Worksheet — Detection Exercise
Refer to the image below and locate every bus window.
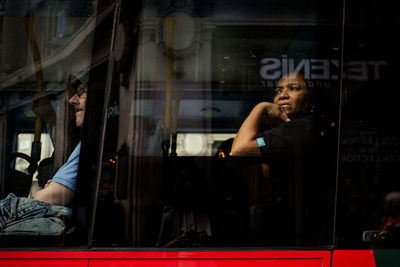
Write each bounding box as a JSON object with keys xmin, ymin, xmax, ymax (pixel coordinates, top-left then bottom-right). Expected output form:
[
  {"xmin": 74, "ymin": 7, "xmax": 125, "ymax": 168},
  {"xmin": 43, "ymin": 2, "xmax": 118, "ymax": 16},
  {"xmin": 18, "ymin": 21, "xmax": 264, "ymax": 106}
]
[
  {"xmin": 0, "ymin": 0, "xmax": 398, "ymax": 256},
  {"xmin": 0, "ymin": 0, "xmax": 100, "ymax": 246},
  {"xmin": 336, "ymin": 0, "xmax": 400, "ymax": 249},
  {"xmin": 90, "ymin": 0, "xmax": 341, "ymax": 248},
  {"xmin": 15, "ymin": 133, "xmax": 54, "ymax": 197},
  {"xmin": 175, "ymin": 133, "xmax": 236, "ymax": 156},
  {"xmin": 15, "ymin": 134, "xmax": 54, "ymax": 173}
]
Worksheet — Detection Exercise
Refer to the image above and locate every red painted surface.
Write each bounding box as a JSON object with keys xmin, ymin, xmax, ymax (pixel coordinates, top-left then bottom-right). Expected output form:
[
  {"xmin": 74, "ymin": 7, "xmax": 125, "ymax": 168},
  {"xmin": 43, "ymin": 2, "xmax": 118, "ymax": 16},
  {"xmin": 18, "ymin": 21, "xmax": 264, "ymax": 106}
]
[
  {"xmin": 90, "ymin": 259, "xmax": 323, "ymax": 267},
  {"xmin": 0, "ymin": 259, "xmax": 88, "ymax": 267},
  {"xmin": 332, "ymin": 250, "xmax": 376, "ymax": 267},
  {"xmin": 0, "ymin": 250, "xmax": 331, "ymax": 267}
]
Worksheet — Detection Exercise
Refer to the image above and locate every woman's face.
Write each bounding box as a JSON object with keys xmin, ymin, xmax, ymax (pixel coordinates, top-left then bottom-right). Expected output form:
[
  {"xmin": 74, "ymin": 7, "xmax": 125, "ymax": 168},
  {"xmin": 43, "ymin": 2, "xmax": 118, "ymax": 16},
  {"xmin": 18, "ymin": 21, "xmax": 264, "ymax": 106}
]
[{"xmin": 273, "ymin": 73, "xmax": 311, "ymax": 117}]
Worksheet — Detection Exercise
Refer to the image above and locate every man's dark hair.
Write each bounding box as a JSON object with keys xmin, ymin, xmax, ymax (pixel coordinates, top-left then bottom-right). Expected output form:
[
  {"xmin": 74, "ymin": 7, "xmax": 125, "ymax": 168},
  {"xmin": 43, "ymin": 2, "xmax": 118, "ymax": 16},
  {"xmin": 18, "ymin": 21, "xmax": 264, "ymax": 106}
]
[{"xmin": 68, "ymin": 71, "xmax": 89, "ymax": 90}]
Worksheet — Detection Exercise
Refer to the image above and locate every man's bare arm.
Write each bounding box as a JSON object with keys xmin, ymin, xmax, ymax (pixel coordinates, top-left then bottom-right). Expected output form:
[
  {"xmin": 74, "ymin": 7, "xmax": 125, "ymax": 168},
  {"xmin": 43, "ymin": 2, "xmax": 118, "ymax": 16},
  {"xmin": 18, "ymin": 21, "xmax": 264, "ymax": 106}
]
[{"xmin": 33, "ymin": 181, "xmax": 74, "ymax": 206}]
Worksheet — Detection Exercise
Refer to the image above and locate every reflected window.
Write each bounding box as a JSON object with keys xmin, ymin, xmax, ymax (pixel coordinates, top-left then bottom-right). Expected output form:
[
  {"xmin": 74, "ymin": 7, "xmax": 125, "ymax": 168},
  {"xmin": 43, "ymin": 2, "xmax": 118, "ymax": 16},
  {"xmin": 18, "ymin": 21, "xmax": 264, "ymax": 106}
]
[
  {"xmin": 91, "ymin": 0, "xmax": 340, "ymax": 248},
  {"xmin": 0, "ymin": 0, "xmax": 99, "ymax": 247}
]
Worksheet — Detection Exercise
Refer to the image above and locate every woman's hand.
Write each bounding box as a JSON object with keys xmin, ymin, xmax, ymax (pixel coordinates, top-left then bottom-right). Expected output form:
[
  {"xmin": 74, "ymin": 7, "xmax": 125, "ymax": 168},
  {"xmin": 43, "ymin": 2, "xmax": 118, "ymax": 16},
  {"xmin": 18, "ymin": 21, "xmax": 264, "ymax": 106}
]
[
  {"xmin": 261, "ymin": 102, "xmax": 290, "ymax": 127},
  {"xmin": 230, "ymin": 102, "xmax": 290, "ymax": 156}
]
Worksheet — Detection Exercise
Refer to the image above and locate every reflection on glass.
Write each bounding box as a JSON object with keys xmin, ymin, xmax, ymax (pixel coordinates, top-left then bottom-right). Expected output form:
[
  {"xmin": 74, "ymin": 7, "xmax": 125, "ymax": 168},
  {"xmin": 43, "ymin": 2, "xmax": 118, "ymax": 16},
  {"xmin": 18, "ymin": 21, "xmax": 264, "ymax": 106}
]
[
  {"xmin": 336, "ymin": 0, "xmax": 400, "ymax": 249},
  {"xmin": 0, "ymin": 0, "xmax": 98, "ymax": 246},
  {"xmin": 90, "ymin": 0, "xmax": 340, "ymax": 248}
]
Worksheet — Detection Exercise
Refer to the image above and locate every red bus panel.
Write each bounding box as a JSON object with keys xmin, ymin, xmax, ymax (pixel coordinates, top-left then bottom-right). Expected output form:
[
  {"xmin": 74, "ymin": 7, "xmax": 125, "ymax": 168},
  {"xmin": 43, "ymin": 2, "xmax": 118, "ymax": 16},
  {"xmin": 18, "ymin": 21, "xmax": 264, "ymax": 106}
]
[
  {"xmin": 332, "ymin": 250, "xmax": 376, "ymax": 267},
  {"xmin": 0, "ymin": 251, "xmax": 331, "ymax": 267},
  {"xmin": 0, "ymin": 259, "xmax": 88, "ymax": 267}
]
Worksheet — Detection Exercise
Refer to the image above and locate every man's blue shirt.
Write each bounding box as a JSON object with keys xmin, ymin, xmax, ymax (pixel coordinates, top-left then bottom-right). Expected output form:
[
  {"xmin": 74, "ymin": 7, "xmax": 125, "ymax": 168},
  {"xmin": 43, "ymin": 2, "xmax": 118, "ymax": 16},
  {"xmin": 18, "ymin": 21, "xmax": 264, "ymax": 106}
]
[{"xmin": 51, "ymin": 142, "xmax": 80, "ymax": 191}]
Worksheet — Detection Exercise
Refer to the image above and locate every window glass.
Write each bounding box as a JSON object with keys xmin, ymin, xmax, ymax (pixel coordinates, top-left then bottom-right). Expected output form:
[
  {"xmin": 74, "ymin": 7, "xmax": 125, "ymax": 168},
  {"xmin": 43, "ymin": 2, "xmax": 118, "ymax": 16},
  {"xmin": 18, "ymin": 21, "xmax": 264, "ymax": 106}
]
[
  {"xmin": 336, "ymin": 0, "xmax": 400, "ymax": 249},
  {"xmin": 15, "ymin": 134, "xmax": 54, "ymax": 174},
  {"xmin": 0, "ymin": 0, "xmax": 98, "ymax": 246},
  {"xmin": 91, "ymin": 0, "xmax": 340, "ymax": 248}
]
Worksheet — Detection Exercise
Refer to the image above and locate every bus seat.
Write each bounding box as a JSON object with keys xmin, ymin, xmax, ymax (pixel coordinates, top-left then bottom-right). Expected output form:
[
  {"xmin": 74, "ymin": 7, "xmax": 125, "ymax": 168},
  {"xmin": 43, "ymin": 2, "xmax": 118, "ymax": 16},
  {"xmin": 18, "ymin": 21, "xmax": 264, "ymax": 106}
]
[{"xmin": 7, "ymin": 152, "xmax": 38, "ymax": 197}]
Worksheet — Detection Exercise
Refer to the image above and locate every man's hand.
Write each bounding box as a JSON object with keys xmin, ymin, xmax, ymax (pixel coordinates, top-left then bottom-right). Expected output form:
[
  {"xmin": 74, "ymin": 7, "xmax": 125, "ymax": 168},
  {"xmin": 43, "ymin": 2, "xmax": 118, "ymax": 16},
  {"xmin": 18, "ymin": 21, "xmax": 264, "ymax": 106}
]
[{"xmin": 44, "ymin": 179, "xmax": 52, "ymax": 188}]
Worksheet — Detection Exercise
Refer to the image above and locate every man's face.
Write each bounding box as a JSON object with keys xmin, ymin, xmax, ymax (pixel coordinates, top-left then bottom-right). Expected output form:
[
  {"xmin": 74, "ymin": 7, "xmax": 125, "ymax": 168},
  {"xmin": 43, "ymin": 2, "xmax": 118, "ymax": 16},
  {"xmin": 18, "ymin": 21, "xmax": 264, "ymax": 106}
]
[
  {"xmin": 68, "ymin": 83, "xmax": 88, "ymax": 128},
  {"xmin": 273, "ymin": 73, "xmax": 310, "ymax": 117}
]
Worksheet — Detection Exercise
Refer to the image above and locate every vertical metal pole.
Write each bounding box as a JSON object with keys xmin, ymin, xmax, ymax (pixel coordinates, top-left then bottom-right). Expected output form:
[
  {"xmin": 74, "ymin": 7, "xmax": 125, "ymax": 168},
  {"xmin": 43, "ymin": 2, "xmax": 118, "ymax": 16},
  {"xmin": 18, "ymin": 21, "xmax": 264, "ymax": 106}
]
[
  {"xmin": 332, "ymin": 0, "xmax": 346, "ymax": 250},
  {"xmin": 161, "ymin": 17, "xmax": 176, "ymax": 156},
  {"xmin": 87, "ymin": 0, "xmax": 121, "ymax": 247},
  {"xmin": 170, "ymin": 90, "xmax": 183, "ymax": 156},
  {"xmin": 164, "ymin": 17, "xmax": 176, "ymax": 131},
  {"xmin": 22, "ymin": 15, "xmax": 44, "ymax": 163}
]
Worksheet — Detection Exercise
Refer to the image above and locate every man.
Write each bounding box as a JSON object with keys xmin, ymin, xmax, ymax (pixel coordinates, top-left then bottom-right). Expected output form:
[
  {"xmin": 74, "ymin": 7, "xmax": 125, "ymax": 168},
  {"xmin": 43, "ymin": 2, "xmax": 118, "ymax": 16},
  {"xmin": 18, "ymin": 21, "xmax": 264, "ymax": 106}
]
[
  {"xmin": 0, "ymin": 72, "xmax": 88, "ymax": 235},
  {"xmin": 33, "ymin": 74, "xmax": 88, "ymax": 206}
]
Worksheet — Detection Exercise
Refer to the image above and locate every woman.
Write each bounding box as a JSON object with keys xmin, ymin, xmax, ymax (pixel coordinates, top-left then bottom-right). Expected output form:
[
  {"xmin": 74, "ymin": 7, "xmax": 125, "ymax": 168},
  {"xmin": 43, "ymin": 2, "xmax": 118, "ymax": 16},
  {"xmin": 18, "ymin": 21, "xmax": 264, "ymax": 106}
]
[
  {"xmin": 230, "ymin": 72, "xmax": 314, "ymax": 157},
  {"xmin": 227, "ymin": 72, "xmax": 337, "ymax": 245}
]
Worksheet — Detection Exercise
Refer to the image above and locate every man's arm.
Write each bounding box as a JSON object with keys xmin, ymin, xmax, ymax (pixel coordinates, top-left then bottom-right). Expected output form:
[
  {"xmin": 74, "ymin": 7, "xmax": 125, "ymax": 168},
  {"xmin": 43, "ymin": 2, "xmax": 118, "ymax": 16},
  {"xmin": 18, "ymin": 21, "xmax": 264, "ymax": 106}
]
[
  {"xmin": 34, "ymin": 142, "xmax": 81, "ymax": 206},
  {"xmin": 33, "ymin": 181, "xmax": 74, "ymax": 206},
  {"xmin": 230, "ymin": 102, "xmax": 289, "ymax": 156}
]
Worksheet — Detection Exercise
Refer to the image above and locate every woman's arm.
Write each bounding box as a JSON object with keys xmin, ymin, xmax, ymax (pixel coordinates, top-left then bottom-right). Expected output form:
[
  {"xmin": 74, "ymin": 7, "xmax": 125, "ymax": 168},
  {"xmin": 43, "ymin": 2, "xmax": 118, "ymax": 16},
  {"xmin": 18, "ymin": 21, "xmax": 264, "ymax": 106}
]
[{"xmin": 230, "ymin": 102, "xmax": 289, "ymax": 156}]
